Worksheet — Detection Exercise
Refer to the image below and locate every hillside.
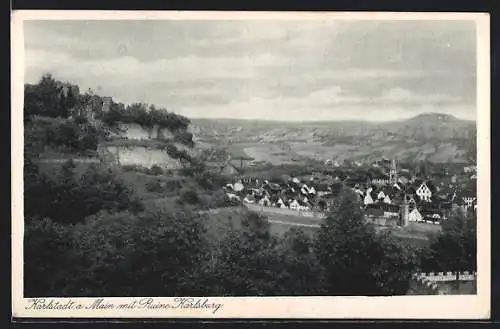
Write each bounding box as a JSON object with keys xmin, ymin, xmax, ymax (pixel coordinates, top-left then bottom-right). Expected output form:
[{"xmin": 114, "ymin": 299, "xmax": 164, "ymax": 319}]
[{"xmin": 191, "ymin": 113, "xmax": 476, "ymax": 164}]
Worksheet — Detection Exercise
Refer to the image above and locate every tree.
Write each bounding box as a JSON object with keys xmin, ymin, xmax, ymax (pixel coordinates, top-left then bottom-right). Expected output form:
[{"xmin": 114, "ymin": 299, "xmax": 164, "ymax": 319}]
[
  {"xmin": 202, "ymin": 212, "xmax": 284, "ymax": 296},
  {"xmin": 24, "ymin": 74, "xmax": 79, "ymax": 118},
  {"xmin": 24, "ymin": 162, "xmax": 143, "ymax": 225},
  {"xmin": 273, "ymin": 228, "xmax": 323, "ymax": 295},
  {"xmin": 24, "ymin": 217, "xmax": 75, "ymax": 297},
  {"xmin": 25, "ymin": 205, "xmax": 209, "ymax": 297},
  {"xmin": 67, "ymin": 207, "xmax": 209, "ymax": 297},
  {"xmin": 315, "ymin": 188, "xmax": 416, "ymax": 295},
  {"xmin": 421, "ymin": 210, "xmax": 476, "ymax": 288}
]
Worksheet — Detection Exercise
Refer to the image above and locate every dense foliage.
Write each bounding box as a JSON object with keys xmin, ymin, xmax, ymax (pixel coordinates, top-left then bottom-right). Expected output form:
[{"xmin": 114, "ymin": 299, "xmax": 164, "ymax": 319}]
[
  {"xmin": 419, "ymin": 210, "xmax": 477, "ymax": 273},
  {"xmin": 315, "ymin": 189, "xmax": 417, "ymax": 295}
]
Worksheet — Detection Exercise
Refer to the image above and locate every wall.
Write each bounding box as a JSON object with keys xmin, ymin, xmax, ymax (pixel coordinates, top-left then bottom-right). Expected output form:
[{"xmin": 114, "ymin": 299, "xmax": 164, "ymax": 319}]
[
  {"xmin": 119, "ymin": 123, "xmax": 174, "ymax": 140},
  {"xmin": 415, "ymin": 271, "xmax": 477, "ymax": 283},
  {"xmin": 244, "ymin": 203, "xmax": 325, "ymax": 219},
  {"xmin": 102, "ymin": 146, "xmax": 182, "ymax": 169}
]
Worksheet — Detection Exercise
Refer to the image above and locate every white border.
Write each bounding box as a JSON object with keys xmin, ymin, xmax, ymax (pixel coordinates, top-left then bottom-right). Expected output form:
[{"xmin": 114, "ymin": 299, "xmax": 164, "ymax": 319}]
[{"xmin": 11, "ymin": 10, "xmax": 491, "ymax": 319}]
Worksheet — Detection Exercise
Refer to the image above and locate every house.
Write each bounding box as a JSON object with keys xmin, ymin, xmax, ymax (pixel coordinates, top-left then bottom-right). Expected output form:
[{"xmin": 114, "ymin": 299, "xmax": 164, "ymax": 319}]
[
  {"xmin": 300, "ymin": 184, "xmax": 311, "ymax": 195},
  {"xmin": 363, "ymin": 192, "xmax": 374, "ymax": 206},
  {"xmin": 462, "ymin": 196, "xmax": 476, "ymax": 209},
  {"xmin": 298, "ymin": 200, "xmax": 312, "ymax": 211},
  {"xmin": 269, "ymin": 195, "xmax": 281, "ymax": 207},
  {"xmin": 454, "ymin": 189, "xmax": 476, "ymax": 210},
  {"xmin": 243, "ymin": 195, "xmax": 256, "ymax": 204},
  {"xmin": 377, "ymin": 191, "xmax": 386, "ymax": 200},
  {"xmin": 292, "ymin": 177, "xmax": 301, "ymax": 184},
  {"xmin": 372, "ymin": 177, "xmax": 389, "ymax": 186},
  {"xmin": 308, "ymin": 186, "xmax": 317, "ymax": 195},
  {"xmin": 380, "ymin": 203, "xmax": 400, "ymax": 218},
  {"xmin": 464, "ymin": 165, "xmax": 476, "ymax": 173},
  {"xmin": 383, "ymin": 195, "xmax": 392, "ymax": 204},
  {"xmin": 408, "ymin": 208, "xmax": 423, "ymax": 222},
  {"xmin": 407, "ymin": 195, "xmax": 417, "ymax": 209},
  {"xmin": 277, "ymin": 198, "xmax": 288, "ymax": 209},
  {"xmin": 225, "ymin": 193, "xmax": 241, "ymax": 202},
  {"xmin": 289, "ymin": 199, "xmax": 300, "ymax": 211},
  {"xmin": 318, "ymin": 190, "xmax": 331, "ymax": 197},
  {"xmin": 415, "ymin": 181, "xmax": 432, "ymax": 202},
  {"xmin": 419, "ymin": 204, "xmax": 443, "ymax": 223},
  {"xmin": 233, "ymin": 181, "xmax": 244, "ymax": 192},
  {"xmin": 258, "ymin": 195, "xmax": 271, "ymax": 207}
]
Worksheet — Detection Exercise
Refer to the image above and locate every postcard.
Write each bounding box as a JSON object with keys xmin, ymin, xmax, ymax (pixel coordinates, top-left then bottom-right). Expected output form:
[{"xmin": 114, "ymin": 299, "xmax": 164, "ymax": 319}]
[{"xmin": 11, "ymin": 10, "xmax": 490, "ymax": 319}]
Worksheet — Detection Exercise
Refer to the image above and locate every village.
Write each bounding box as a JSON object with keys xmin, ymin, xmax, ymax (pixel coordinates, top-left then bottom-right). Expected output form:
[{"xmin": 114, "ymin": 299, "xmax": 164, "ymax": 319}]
[{"xmin": 223, "ymin": 158, "xmax": 478, "ymax": 227}]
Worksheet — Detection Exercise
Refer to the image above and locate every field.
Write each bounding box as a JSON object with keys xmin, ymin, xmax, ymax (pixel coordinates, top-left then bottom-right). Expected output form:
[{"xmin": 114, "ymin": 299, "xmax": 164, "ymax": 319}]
[
  {"xmin": 192, "ymin": 115, "xmax": 475, "ymax": 164},
  {"xmin": 203, "ymin": 206, "xmax": 434, "ymax": 248}
]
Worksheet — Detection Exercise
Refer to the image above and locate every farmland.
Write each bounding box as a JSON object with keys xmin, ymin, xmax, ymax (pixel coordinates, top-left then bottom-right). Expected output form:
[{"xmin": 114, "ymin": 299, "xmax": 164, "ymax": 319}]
[
  {"xmin": 203, "ymin": 206, "xmax": 436, "ymax": 248},
  {"xmin": 191, "ymin": 114, "xmax": 475, "ymax": 165}
]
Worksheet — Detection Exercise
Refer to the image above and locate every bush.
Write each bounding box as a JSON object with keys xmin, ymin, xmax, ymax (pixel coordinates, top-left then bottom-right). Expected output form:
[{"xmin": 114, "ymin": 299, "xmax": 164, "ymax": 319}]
[
  {"xmin": 180, "ymin": 188, "xmax": 200, "ymax": 205},
  {"xmin": 24, "ymin": 162, "xmax": 143, "ymax": 224},
  {"xmin": 145, "ymin": 179, "xmax": 163, "ymax": 193},
  {"xmin": 24, "ymin": 217, "xmax": 76, "ymax": 297},
  {"xmin": 150, "ymin": 164, "xmax": 164, "ymax": 176},
  {"xmin": 25, "ymin": 207, "xmax": 209, "ymax": 297}
]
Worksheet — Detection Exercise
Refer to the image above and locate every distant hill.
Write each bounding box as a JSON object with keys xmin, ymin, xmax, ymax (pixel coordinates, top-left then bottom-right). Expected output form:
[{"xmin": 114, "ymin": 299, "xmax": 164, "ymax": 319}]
[
  {"xmin": 380, "ymin": 113, "xmax": 476, "ymax": 141},
  {"xmin": 191, "ymin": 113, "xmax": 477, "ymax": 164}
]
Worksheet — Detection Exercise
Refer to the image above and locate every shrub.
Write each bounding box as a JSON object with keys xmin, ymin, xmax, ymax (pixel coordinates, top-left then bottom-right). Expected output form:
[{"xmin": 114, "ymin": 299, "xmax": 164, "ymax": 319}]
[
  {"xmin": 150, "ymin": 165, "xmax": 164, "ymax": 176},
  {"xmin": 180, "ymin": 188, "xmax": 200, "ymax": 205},
  {"xmin": 145, "ymin": 179, "xmax": 163, "ymax": 193},
  {"xmin": 24, "ymin": 217, "xmax": 75, "ymax": 297}
]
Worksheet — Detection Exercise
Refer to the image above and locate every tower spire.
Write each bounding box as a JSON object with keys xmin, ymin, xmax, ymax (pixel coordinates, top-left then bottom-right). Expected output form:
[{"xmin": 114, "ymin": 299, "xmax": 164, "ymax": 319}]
[{"xmin": 390, "ymin": 157, "xmax": 398, "ymax": 185}]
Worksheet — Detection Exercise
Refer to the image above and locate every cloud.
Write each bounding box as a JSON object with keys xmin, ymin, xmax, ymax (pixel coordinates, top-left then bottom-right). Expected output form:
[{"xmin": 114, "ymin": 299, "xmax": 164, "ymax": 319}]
[
  {"xmin": 23, "ymin": 19, "xmax": 477, "ymax": 121},
  {"xmin": 377, "ymin": 87, "xmax": 461, "ymax": 105},
  {"xmin": 25, "ymin": 49, "xmax": 287, "ymax": 83}
]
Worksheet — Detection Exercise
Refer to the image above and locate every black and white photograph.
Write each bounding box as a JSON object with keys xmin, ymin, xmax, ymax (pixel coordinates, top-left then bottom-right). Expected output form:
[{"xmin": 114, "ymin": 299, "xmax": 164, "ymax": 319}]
[{"xmin": 12, "ymin": 11, "xmax": 490, "ymax": 319}]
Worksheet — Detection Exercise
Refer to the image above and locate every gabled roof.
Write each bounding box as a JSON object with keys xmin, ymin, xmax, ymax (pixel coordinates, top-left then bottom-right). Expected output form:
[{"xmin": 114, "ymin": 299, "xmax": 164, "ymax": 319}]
[{"xmin": 413, "ymin": 179, "xmax": 436, "ymax": 193}]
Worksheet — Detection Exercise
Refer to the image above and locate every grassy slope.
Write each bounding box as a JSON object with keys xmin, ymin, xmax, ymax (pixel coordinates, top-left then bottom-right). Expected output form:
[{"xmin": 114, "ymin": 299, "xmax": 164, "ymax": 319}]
[{"xmin": 203, "ymin": 207, "xmax": 433, "ymax": 248}]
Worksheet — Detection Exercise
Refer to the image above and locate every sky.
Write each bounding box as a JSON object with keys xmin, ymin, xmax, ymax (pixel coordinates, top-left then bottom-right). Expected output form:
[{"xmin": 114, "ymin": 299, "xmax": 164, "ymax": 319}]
[{"xmin": 23, "ymin": 19, "xmax": 477, "ymax": 121}]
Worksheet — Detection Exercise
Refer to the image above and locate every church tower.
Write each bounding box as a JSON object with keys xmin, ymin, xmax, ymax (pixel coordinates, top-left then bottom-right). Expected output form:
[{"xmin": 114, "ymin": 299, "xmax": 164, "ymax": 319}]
[
  {"xmin": 399, "ymin": 194, "xmax": 409, "ymax": 227},
  {"xmin": 390, "ymin": 158, "xmax": 398, "ymax": 185}
]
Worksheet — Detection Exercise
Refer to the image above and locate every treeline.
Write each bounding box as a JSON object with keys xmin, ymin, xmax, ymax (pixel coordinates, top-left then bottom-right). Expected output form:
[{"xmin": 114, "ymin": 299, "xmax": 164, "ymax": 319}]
[
  {"xmin": 24, "ymin": 74, "xmax": 194, "ymax": 157},
  {"xmin": 24, "ymin": 74, "xmax": 191, "ymax": 133}
]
